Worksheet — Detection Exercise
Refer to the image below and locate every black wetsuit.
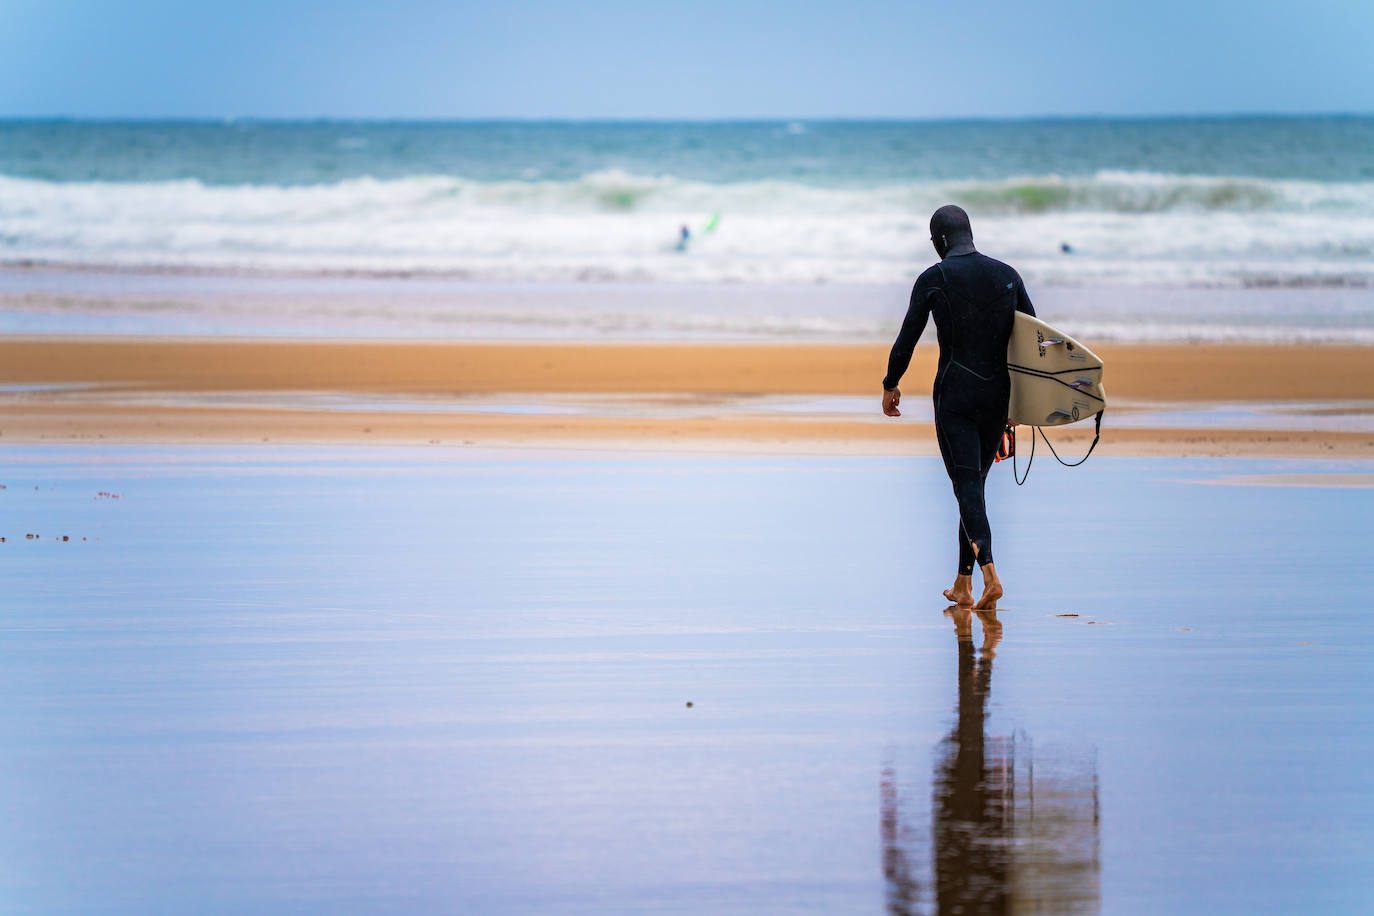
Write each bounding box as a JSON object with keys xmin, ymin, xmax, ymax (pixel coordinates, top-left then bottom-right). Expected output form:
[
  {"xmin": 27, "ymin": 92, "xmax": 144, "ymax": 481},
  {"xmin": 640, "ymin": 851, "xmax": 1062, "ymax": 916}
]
[{"xmin": 883, "ymin": 247, "xmax": 1035, "ymax": 574}]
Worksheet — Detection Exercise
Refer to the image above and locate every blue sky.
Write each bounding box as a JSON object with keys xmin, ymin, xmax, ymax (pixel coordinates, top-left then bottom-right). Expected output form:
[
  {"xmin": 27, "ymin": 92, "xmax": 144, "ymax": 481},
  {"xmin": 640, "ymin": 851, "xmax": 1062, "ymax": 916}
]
[{"xmin": 4, "ymin": 0, "xmax": 1372, "ymax": 119}]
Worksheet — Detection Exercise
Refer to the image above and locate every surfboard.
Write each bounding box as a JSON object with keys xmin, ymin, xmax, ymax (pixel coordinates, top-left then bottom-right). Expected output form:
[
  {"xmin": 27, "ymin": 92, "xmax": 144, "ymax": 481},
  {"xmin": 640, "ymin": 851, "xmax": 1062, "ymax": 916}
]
[{"xmin": 1007, "ymin": 313, "xmax": 1106, "ymax": 427}]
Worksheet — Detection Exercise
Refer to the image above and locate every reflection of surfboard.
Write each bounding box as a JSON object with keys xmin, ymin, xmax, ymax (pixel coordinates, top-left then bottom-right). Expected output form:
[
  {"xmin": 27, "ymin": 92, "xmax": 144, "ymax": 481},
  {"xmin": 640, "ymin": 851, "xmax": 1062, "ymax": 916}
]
[{"xmin": 1007, "ymin": 313, "xmax": 1106, "ymax": 427}]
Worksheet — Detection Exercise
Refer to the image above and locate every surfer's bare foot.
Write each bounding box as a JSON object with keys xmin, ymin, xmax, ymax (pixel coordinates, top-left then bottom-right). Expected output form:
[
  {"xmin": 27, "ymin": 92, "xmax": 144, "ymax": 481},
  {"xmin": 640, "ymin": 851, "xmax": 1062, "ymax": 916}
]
[
  {"xmin": 943, "ymin": 574, "xmax": 974, "ymax": 607},
  {"xmin": 975, "ymin": 562, "xmax": 1003, "ymax": 610}
]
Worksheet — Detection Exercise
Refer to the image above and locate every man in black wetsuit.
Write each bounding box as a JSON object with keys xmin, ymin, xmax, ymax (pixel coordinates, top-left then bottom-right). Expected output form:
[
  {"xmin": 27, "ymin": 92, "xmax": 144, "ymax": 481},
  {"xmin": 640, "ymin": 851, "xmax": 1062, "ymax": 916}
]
[{"xmin": 882, "ymin": 205, "xmax": 1035, "ymax": 610}]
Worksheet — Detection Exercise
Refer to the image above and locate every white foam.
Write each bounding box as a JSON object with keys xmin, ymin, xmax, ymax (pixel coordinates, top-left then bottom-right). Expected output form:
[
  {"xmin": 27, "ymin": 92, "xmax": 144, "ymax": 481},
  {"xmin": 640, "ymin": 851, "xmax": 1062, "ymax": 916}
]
[{"xmin": 2, "ymin": 171, "xmax": 1373, "ymax": 288}]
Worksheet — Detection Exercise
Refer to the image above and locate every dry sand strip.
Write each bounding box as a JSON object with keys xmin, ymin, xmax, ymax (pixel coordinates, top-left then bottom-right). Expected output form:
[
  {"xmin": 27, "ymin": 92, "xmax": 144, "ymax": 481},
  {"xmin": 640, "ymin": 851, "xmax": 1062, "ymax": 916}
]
[
  {"xmin": 2, "ymin": 338, "xmax": 1372, "ymax": 402},
  {"xmin": 2, "ymin": 338, "xmax": 1373, "ymax": 455},
  {"xmin": 2, "ymin": 404, "xmax": 1373, "ymax": 457}
]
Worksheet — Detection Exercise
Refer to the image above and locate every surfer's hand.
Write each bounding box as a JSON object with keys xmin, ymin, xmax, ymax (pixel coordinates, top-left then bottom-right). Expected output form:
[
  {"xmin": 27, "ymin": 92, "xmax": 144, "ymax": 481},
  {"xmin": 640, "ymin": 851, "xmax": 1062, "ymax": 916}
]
[
  {"xmin": 1006, "ymin": 418, "xmax": 1017, "ymax": 428},
  {"xmin": 882, "ymin": 388, "xmax": 901, "ymax": 417}
]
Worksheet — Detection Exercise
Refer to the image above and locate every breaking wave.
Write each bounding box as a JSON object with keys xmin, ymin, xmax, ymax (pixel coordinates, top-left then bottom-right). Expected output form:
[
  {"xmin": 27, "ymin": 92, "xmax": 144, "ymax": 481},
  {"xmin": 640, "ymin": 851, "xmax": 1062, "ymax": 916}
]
[{"xmin": 3, "ymin": 170, "xmax": 1373, "ymax": 286}]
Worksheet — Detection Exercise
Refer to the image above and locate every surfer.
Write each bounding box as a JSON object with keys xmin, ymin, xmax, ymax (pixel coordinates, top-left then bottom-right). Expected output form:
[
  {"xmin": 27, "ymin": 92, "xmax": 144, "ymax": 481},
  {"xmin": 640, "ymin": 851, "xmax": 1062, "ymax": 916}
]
[{"xmin": 881, "ymin": 205, "xmax": 1036, "ymax": 610}]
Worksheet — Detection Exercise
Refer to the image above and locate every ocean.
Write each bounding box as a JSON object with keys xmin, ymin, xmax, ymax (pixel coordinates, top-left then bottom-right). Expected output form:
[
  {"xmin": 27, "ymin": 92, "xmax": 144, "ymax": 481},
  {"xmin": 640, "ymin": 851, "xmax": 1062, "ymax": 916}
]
[{"xmin": 2, "ymin": 117, "xmax": 1372, "ymax": 340}]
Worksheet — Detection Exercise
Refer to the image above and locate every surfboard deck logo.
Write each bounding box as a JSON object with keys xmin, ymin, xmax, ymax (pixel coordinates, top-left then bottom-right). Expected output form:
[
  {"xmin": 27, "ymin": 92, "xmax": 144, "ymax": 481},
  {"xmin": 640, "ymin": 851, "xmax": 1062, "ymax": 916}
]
[{"xmin": 1008, "ymin": 313, "xmax": 1106, "ymax": 427}]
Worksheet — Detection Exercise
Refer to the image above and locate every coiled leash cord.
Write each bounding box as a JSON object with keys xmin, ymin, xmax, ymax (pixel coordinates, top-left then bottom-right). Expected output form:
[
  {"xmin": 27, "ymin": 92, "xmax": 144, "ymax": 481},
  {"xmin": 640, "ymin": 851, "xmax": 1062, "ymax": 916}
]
[{"xmin": 995, "ymin": 410, "xmax": 1104, "ymax": 486}]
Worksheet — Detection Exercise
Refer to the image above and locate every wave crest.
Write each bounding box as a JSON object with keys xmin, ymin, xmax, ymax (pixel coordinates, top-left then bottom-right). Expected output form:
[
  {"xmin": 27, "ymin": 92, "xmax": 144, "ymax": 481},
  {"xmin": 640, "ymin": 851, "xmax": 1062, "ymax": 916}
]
[
  {"xmin": 2, "ymin": 170, "xmax": 1372, "ymax": 286},
  {"xmin": 953, "ymin": 172, "xmax": 1304, "ymax": 214},
  {"xmin": 6, "ymin": 168, "xmax": 1374, "ymax": 215}
]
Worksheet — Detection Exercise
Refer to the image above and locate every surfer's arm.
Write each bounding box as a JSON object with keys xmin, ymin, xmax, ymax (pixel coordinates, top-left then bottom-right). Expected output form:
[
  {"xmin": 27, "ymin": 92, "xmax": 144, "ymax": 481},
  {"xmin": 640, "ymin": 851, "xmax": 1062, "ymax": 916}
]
[
  {"xmin": 882, "ymin": 280, "xmax": 934, "ymax": 390},
  {"xmin": 1014, "ymin": 273, "xmax": 1036, "ymax": 317}
]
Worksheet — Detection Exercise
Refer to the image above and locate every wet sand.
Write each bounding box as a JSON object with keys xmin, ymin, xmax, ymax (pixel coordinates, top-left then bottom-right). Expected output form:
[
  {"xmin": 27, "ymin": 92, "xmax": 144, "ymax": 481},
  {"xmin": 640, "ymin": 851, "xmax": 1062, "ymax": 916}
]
[
  {"xmin": 3, "ymin": 446, "xmax": 1371, "ymax": 913},
  {"xmin": 3, "ymin": 402, "xmax": 1374, "ymax": 458},
  {"xmin": 3, "ymin": 336, "xmax": 1373, "ymax": 910},
  {"xmin": 2, "ymin": 338, "xmax": 1373, "ymax": 456}
]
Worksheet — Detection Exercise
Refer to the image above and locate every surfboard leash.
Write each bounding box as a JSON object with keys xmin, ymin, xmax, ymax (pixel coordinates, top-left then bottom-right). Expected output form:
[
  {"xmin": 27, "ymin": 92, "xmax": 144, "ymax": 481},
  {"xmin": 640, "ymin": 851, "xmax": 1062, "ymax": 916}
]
[{"xmin": 1007, "ymin": 410, "xmax": 1103, "ymax": 485}]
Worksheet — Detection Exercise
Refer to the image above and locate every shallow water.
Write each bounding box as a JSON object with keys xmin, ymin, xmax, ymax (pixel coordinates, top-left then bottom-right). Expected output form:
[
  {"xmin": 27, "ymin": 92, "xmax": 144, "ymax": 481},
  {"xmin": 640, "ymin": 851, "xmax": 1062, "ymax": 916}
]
[
  {"xmin": 3, "ymin": 272, "xmax": 1373, "ymax": 344},
  {"xmin": 2, "ymin": 447, "xmax": 1371, "ymax": 913}
]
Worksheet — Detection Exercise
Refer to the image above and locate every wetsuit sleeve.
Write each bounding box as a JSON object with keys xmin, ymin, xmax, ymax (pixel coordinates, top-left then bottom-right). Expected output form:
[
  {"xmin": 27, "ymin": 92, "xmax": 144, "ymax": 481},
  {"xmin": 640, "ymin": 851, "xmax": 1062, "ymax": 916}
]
[
  {"xmin": 1014, "ymin": 273, "xmax": 1036, "ymax": 317},
  {"xmin": 883, "ymin": 278, "xmax": 935, "ymax": 390}
]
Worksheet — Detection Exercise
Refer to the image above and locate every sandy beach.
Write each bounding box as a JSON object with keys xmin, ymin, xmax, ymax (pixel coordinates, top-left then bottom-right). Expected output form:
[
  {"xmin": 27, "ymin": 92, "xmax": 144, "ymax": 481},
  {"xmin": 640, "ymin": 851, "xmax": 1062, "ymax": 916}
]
[{"xmin": 3, "ymin": 338, "xmax": 1372, "ymax": 456}]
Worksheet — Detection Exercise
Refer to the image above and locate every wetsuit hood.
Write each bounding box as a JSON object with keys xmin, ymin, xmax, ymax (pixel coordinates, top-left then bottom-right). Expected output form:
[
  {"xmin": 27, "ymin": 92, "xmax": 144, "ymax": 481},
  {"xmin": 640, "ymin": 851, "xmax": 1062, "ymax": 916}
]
[{"xmin": 930, "ymin": 205, "xmax": 976, "ymax": 258}]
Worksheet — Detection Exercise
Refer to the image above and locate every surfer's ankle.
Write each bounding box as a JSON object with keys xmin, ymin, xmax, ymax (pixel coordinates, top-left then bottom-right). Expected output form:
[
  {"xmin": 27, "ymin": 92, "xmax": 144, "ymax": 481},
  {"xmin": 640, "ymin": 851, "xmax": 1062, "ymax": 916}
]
[{"xmin": 975, "ymin": 563, "xmax": 1002, "ymax": 610}]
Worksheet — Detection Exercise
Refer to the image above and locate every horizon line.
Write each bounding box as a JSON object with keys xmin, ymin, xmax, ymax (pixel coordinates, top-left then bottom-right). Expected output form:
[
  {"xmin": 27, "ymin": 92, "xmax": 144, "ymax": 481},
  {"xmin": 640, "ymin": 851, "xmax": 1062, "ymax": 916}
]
[{"xmin": 3, "ymin": 110, "xmax": 1373, "ymax": 126}]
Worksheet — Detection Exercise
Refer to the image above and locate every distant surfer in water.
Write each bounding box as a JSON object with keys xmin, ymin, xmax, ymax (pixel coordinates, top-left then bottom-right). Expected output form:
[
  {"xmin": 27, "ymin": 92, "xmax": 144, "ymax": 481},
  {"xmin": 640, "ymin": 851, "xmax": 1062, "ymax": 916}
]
[{"xmin": 881, "ymin": 205, "xmax": 1036, "ymax": 610}]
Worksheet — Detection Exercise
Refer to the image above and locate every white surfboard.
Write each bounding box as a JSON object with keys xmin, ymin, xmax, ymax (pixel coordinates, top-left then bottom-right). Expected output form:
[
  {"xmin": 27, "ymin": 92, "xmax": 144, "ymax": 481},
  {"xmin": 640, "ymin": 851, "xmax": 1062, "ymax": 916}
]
[{"xmin": 1007, "ymin": 313, "xmax": 1106, "ymax": 427}]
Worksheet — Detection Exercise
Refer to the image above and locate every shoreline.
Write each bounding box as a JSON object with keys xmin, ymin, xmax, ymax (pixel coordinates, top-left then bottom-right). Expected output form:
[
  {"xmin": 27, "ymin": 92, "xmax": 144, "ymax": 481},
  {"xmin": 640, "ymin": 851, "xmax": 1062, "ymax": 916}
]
[{"xmin": 2, "ymin": 338, "xmax": 1372, "ymax": 457}]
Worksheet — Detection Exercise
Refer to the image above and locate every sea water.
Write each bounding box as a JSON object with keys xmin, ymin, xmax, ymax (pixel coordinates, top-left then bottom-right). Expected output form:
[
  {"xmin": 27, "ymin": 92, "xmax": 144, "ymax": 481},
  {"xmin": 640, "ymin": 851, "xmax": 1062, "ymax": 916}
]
[{"xmin": 1, "ymin": 118, "xmax": 1372, "ymax": 339}]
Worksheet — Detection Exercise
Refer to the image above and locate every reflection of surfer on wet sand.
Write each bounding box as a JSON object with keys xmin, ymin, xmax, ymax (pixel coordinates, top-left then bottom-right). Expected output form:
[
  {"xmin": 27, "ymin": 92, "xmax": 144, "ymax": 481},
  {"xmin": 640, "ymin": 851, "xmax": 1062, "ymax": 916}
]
[
  {"xmin": 934, "ymin": 606, "xmax": 1009, "ymax": 913},
  {"xmin": 948, "ymin": 604, "xmax": 1002, "ymax": 659},
  {"xmin": 883, "ymin": 607, "xmax": 1007, "ymax": 914},
  {"xmin": 881, "ymin": 609, "xmax": 1101, "ymax": 915}
]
